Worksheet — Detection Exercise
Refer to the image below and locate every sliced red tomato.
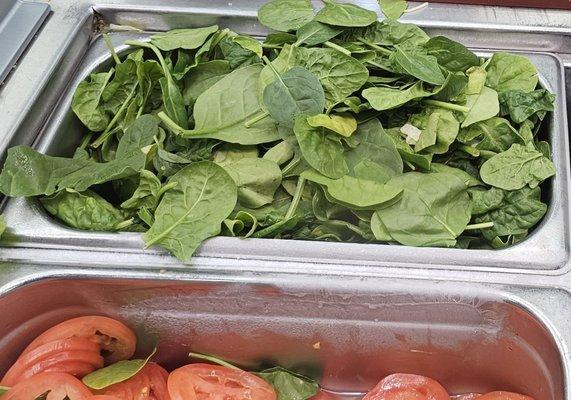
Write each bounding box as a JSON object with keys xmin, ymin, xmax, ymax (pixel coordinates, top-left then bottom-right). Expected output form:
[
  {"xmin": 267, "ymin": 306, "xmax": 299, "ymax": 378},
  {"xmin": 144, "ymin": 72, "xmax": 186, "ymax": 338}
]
[
  {"xmin": 100, "ymin": 362, "xmax": 170, "ymax": 400},
  {"xmin": 478, "ymin": 392, "xmax": 534, "ymax": 400},
  {"xmin": 453, "ymin": 395, "xmax": 481, "ymax": 400},
  {"xmin": 21, "ymin": 316, "xmax": 136, "ymax": 364},
  {"xmin": 1, "ymin": 372, "xmax": 92, "ymax": 400},
  {"xmin": 1, "ymin": 337, "xmax": 103, "ymax": 386},
  {"xmin": 363, "ymin": 373, "xmax": 450, "ymax": 400},
  {"xmin": 167, "ymin": 363, "xmax": 277, "ymax": 400},
  {"xmin": 85, "ymin": 396, "xmax": 122, "ymax": 400}
]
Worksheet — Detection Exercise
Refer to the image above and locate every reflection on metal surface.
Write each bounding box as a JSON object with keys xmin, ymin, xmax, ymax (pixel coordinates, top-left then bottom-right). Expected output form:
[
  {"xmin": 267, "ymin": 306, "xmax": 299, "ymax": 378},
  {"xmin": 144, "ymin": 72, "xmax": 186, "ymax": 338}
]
[
  {"xmin": 0, "ymin": 0, "xmax": 50, "ymax": 85},
  {"xmin": 0, "ymin": 275, "xmax": 565, "ymax": 399}
]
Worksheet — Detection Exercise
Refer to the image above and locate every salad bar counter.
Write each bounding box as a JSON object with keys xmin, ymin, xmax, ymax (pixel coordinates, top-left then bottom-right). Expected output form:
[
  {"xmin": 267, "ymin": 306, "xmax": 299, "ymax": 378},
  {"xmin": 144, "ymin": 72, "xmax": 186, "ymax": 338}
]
[{"xmin": 0, "ymin": 1, "xmax": 570, "ymax": 399}]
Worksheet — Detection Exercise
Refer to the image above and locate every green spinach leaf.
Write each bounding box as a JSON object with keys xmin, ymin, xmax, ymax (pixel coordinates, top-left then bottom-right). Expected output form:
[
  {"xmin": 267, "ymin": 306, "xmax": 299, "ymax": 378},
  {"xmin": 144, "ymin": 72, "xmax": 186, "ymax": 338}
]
[
  {"xmin": 314, "ymin": 0, "xmax": 377, "ymax": 27},
  {"xmin": 485, "ymin": 52, "xmax": 538, "ymax": 93},
  {"xmin": 258, "ymin": 0, "xmax": 315, "ymax": 31},
  {"xmin": 480, "ymin": 143, "xmax": 555, "ymax": 190},
  {"xmin": 143, "ymin": 161, "xmax": 237, "ymax": 260}
]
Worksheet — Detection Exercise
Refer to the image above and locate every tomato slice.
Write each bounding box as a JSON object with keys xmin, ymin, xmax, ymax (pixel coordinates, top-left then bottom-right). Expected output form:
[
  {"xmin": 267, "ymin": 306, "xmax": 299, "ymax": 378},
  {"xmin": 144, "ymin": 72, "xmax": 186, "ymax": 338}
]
[
  {"xmin": 477, "ymin": 392, "xmax": 534, "ymax": 400},
  {"xmin": 100, "ymin": 362, "xmax": 170, "ymax": 400},
  {"xmin": 21, "ymin": 316, "xmax": 136, "ymax": 364},
  {"xmin": 363, "ymin": 374, "xmax": 450, "ymax": 400},
  {"xmin": 1, "ymin": 337, "xmax": 103, "ymax": 386},
  {"xmin": 86, "ymin": 396, "xmax": 122, "ymax": 400},
  {"xmin": 167, "ymin": 363, "xmax": 277, "ymax": 400},
  {"xmin": 1, "ymin": 372, "xmax": 92, "ymax": 400},
  {"xmin": 453, "ymin": 395, "xmax": 481, "ymax": 400}
]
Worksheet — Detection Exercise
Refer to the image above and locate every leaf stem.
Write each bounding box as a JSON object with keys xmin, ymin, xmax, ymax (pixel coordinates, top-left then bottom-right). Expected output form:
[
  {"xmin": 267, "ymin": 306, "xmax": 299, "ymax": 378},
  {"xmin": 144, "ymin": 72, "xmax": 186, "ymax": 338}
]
[
  {"xmin": 465, "ymin": 222, "xmax": 494, "ymax": 230},
  {"xmin": 423, "ymin": 99, "xmax": 470, "ymax": 113},
  {"xmin": 366, "ymin": 60, "xmax": 388, "ymax": 70},
  {"xmin": 157, "ymin": 111, "xmax": 185, "ymax": 135},
  {"xmin": 357, "ymin": 38, "xmax": 392, "ymax": 56},
  {"xmin": 323, "ymin": 41, "xmax": 351, "ymax": 56},
  {"xmin": 115, "ymin": 218, "xmax": 134, "ymax": 230},
  {"xmin": 188, "ymin": 352, "xmax": 242, "ymax": 370},
  {"xmin": 285, "ymin": 177, "xmax": 306, "ymax": 220},
  {"xmin": 92, "ymin": 85, "xmax": 138, "ymax": 148},
  {"xmin": 262, "ymin": 44, "xmax": 283, "ymax": 49},
  {"xmin": 458, "ymin": 144, "xmax": 480, "ymax": 157},
  {"xmin": 404, "ymin": 2, "xmax": 429, "ymax": 13},
  {"xmin": 244, "ymin": 111, "xmax": 269, "ymax": 128},
  {"xmin": 103, "ymin": 34, "xmax": 121, "ymax": 65}
]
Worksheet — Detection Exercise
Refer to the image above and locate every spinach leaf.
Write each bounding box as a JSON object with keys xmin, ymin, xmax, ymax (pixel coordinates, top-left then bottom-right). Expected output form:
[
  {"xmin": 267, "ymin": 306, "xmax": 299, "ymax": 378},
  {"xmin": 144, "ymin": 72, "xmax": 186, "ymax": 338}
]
[
  {"xmin": 429, "ymin": 163, "xmax": 482, "ymax": 187},
  {"xmin": 256, "ymin": 367, "xmax": 319, "ymax": 400},
  {"xmin": 469, "ymin": 186, "xmax": 505, "ymax": 215},
  {"xmin": 306, "ymin": 113, "xmax": 357, "ymax": 137},
  {"xmin": 121, "ymin": 170, "xmax": 175, "ymax": 210},
  {"xmin": 498, "ymin": 89, "xmax": 555, "ymax": 123},
  {"xmin": 344, "ymin": 119, "xmax": 403, "ymax": 179},
  {"xmin": 391, "ymin": 42, "xmax": 446, "ymax": 85},
  {"xmin": 348, "ymin": 20, "xmax": 429, "ymax": 47},
  {"xmin": 71, "ymin": 70, "xmax": 113, "ymax": 132},
  {"xmin": 432, "ymin": 72, "xmax": 468, "ymax": 102},
  {"xmin": 302, "ymin": 169, "xmax": 402, "ymax": 209},
  {"xmin": 182, "ymin": 60, "xmax": 230, "ymax": 106},
  {"xmin": 386, "ymin": 128, "xmax": 432, "ymax": 170},
  {"xmin": 213, "ymin": 143, "xmax": 258, "ymax": 165},
  {"xmin": 485, "ymin": 52, "xmax": 538, "ymax": 93},
  {"xmin": 0, "ymin": 115, "xmax": 156, "ymax": 196},
  {"xmin": 363, "ymin": 81, "xmax": 434, "ymax": 111},
  {"xmin": 424, "ymin": 36, "xmax": 479, "ymax": 72},
  {"xmin": 159, "ymin": 77, "xmax": 188, "ymax": 130},
  {"xmin": 83, "ymin": 351, "xmax": 155, "ymax": 389},
  {"xmin": 103, "ymin": 58, "xmax": 139, "ymax": 115},
  {"xmin": 295, "ymin": 47, "xmax": 369, "ymax": 106},
  {"xmin": 264, "ymin": 141, "xmax": 295, "ymax": 165},
  {"xmin": 293, "ymin": 116, "xmax": 348, "ymax": 179},
  {"xmin": 263, "ymin": 66, "xmax": 325, "ymax": 127},
  {"xmin": 374, "ymin": 172, "xmax": 471, "ymax": 246},
  {"xmin": 265, "ymin": 32, "xmax": 298, "ymax": 47},
  {"xmin": 150, "ymin": 26, "xmax": 219, "ymax": 51},
  {"xmin": 458, "ymin": 117, "xmax": 521, "ymax": 153},
  {"xmin": 378, "ymin": 0, "xmax": 407, "ymax": 20},
  {"xmin": 410, "ymin": 108, "xmax": 459, "ymax": 154},
  {"xmin": 480, "ymin": 143, "xmax": 555, "ymax": 190},
  {"xmin": 221, "ymin": 158, "xmax": 283, "ymax": 208},
  {"xmin": 219, "ymin": 36, "xmax": 261, "ymax": 69},
  {"xmin": 314, "ymin": 0, "xmax": 377, "ymax": 27},
  {"xmin": 258, "ymin": 0, "xmax": 315, "ymax": 31},
  {"xmin": 41, "ymin": 189, "xmax": 129, "ymax": 231},
  {"xmin": 461, "ymin": 86, "xmax": 500, "ymax": 128},
  {"xmin": 473, "ymin": 186, "xmax": 547, "ymax": 241},
  {"xmin": 295, "ymin": 21, "xmax": 343, "ymax": 46},
  {"xmin": 143, "ymin": 161, "xmax": 237, "ymax": 260},
  {"xmin": 137, "ymin": 60, "xmax": 164, "ymax": 112},
  {"xmin": 162, "ymin": 64, "xmax": 279, "ymax": 144}
]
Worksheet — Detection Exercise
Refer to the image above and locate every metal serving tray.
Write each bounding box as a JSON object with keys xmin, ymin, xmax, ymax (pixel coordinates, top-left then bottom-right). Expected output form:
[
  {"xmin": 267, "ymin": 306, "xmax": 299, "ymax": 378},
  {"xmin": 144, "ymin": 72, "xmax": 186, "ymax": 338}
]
[
  {"xmin": 0, "ymin": 4, "xmax": 569, "ymax": 272},
  {"xmin": 0, "ymin": 267, "xmax": 568, "ymax": 399}
]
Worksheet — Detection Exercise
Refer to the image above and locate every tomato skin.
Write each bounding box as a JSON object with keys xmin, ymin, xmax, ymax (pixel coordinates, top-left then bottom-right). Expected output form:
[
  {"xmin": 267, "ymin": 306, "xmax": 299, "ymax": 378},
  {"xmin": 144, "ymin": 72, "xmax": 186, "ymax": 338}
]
[
  {"xmin": 168, "ymin": 363, "xmax": 277, "ymax": 400},
  {"xmin": 453, "ymin": 395, "xmax": 481, "ymax": 400},
  {"xmin": 477, "ymin": 392, "xmax": 533, "ymax": 400},
  {"xmin": 86, "ymin": 396, "xmax": 122, "ymax": 400},
  {"xmin": 363, "ymin": 374, "xmax": 450, "ymax": 400},
  {"xmin": 22, "ymin": 316, "xmax": 136, "ymax": 364},
  {"xmin": 100, "ymin": 362, "xmax": 170, "ymax": 400},
  {"xmin": 1, "ymin": 337, "xmax": 103, "ymax": 386},
  {"xmin": 1, "ymin": 372, "xmax": 92, "ymax": 400}
]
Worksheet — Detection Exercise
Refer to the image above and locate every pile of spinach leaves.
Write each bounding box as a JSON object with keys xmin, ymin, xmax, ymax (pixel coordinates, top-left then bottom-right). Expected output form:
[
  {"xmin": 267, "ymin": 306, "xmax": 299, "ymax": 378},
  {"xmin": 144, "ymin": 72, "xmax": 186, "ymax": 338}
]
[{"xmin": 0, "ymin": 0, "xmax": 556, "ymax": 259}]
